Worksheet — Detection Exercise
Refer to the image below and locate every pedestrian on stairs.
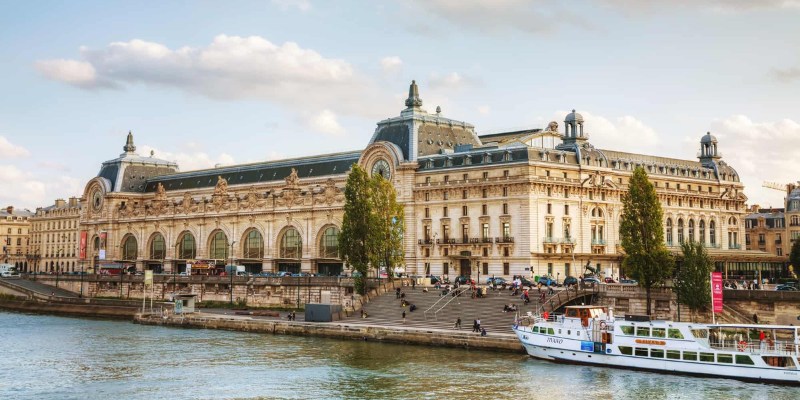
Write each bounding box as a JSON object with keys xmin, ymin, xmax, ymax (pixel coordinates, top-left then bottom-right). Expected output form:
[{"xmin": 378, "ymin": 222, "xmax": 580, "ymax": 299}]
[
  {"xmin": 472, "ymin": 319, "xmax": 478, "ymax": 332},
  {"xmin": 454, "ymin": 317, "xmax": 462, "ymax": 329},
  {"xmin": 402, "ymin": 310, "xmax": 406, "ymax": 324}
]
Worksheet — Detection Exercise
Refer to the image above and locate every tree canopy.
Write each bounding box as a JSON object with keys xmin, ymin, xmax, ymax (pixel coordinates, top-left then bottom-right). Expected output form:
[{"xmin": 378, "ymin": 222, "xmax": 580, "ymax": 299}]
[
  {"xmin": 619, "ymin": 166, "xmax": 674, "ymax": 316},
  {"xmin": 339, "ymin": 164, "xmax": 405, "ymax": 294},
  {"xmin": 790, "ymin": 239, "xmax": 800, "ymax": 280},
  {"xmin": 675, "ymin": 241, "xmax": 713, "ymax": 321}
]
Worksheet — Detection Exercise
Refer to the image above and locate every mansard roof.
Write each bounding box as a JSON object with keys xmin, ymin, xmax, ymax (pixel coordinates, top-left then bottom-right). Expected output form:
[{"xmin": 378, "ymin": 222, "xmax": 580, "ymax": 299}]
[{"xmin": 143, "ymin": 150, "xmax": 361, "ymax": 193}]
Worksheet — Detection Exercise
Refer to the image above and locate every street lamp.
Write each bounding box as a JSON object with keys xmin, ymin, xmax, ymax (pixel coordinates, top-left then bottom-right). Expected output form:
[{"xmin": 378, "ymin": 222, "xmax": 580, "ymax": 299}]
[
  {"xmin": 229, "ymin": 240, "xmax": 237, "ymax": 306},
  {"xmin": 55, "ymin": 248, "xmax": 64, "ymax": 288}
]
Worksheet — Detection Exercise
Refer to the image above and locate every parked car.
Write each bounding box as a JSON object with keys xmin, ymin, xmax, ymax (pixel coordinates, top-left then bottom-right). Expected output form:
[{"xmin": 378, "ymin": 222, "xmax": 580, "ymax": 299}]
[
  {"xmin": 455, "ymin": 275, "xmax": 473, "ymax": 285},
  {"xmin": 776, "ymin": 284, "xmax": 799, "ymax": 291},
  {"xmin": 486, "ymin": 277, "xmax": 508, "ymax": 286},
  {"xmin": 538, "ymin": 276, "xmax": 556, "ymax": 287},
  {"xmin": 562, "ymin": 276, "xmax": 578, "ymax": 287},
  {"xmin": 620, "ymin": 279, "xmax": 638, "ymax": 285},
  {"xmin": 583, "ymin": 277, "xmax": 602, "ymax": 285},
  {"xmin": 428, "ymin": 275, "xmax": 442, "ymax": 285},
  {"xmin": 604, "ymin": 277, "xmax": 617, "ymax": 284}
]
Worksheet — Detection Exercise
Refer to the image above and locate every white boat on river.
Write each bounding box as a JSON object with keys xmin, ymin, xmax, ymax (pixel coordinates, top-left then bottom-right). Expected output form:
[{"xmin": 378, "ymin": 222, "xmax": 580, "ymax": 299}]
[{"xmin": 513, "ymin": 305, "xmax": 800, "ymax": 385}]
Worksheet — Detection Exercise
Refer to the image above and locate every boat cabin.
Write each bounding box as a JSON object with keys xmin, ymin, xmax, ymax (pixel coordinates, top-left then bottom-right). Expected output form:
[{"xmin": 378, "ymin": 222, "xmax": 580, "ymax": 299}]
[{"xmin": 564, "ymin": 306, "xmax": 607, "ymax": 327}]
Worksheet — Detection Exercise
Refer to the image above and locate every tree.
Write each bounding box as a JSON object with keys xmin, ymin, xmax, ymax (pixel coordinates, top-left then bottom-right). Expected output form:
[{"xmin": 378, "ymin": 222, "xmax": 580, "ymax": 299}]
[
  {"xmin": 674, "ymin": 241, "xmax": 713, "ymax": 322},
  {"xmin": 368, "ymin": 175, "xmax": 405, "ymax": 280},
  {"xmin": 339, "ymin": 165, "xmax": 371, "ymax": 294},
  {"xmin": 790, "ymin": 239, "xmax": 800, "ymax": 280},
  {"xmin": 619, "ymin": 166, "xmax": 674, "ymax": 316}
]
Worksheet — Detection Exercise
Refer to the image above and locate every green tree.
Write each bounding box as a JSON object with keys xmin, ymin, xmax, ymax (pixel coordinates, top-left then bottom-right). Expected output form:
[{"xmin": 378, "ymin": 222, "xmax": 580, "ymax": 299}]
[
  {"xmin": 674, "ymin": 241, "xmax": 713, "ymax": 322},
  {"xmin": 790, "ymin": 239, "xmax": 800, "ymax": 281},
  {"xmin": 339, "ymin": 164, "xmax": 371, "ymax": 294},
  {"xmin": 368, "ymin": 175, "xmax": 405, "ymax": 279},
  {"xmin": 620, "ymin": 166, "xmax": 674, "ymax": 316}
]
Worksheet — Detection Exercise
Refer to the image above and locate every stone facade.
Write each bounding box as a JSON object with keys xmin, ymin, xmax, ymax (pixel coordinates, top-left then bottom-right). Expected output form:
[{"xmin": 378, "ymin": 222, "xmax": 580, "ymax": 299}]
[
  {"xmin": 68, "ymin": 81, "xmax": 776, "ymax": 282},
  {"xmin": 29, "ymin": 198, "xmax": 82, "ymax": 274},
  {"xmin": 0, "ymin": 205, "xmax": 33, "ymax": 269}
]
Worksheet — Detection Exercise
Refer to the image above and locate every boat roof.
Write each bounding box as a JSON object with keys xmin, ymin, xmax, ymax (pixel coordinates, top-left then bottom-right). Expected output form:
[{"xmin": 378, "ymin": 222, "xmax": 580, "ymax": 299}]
[
  {"xmin": 708, "ymin": 324, "xmax": 799, "ymax": 330},
  {"xmin": 565, "ymin": 305, "xmax": 606, "ymax": 309}
]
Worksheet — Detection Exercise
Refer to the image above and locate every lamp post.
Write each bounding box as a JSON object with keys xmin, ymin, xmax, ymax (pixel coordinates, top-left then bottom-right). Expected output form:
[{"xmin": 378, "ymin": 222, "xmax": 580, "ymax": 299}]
[
  {"xmin": 79, "ymin": 261, "xmax": 84, "ymax": 298},
  {"xmin": 229, "ymin": 240, "xmax": 236, "ymax": 307},
  {"xmin": 55, "ymin": 248, "xmax": 64, "ymax": 288}
]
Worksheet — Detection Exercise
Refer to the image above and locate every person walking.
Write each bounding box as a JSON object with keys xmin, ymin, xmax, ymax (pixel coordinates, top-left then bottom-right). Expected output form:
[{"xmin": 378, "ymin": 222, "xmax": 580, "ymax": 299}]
[
  {"xmin": 476, "ymin": 319, "xmax": 482, "ymax": 333},
  {"xmin": 402, "ymin": 310, "xmax": 406, "ymax": 324},
  {"xmin": 753, "ymin": 313, "xmax": 759, "ymax": 324},
  {"xmin": 472, "ymin": 319, "xmax": 478, "ymax": 333},
  {"xmin": 454, "ymin": 317, "xmax": 462, "ymax": 330}
]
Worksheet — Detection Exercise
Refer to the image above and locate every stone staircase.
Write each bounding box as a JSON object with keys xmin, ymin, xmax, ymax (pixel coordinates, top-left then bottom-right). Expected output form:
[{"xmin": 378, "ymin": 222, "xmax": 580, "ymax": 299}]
[{"xmin": 342, "ymin": 286, "xmax": 557, "ymax": 335}]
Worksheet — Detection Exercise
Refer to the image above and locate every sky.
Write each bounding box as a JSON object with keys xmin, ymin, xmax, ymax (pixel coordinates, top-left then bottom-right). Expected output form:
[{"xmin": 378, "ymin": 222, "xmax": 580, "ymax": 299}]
[{"xmin": 1, "ymin": 0, "xmax": 799, "ymax": 211}]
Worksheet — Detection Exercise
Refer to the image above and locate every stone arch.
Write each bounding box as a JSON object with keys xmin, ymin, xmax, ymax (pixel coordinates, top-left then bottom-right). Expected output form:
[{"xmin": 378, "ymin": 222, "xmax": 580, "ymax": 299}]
[
  {"xmin": 207, "ymin": 229, "xmax": 230, "ymax": 261},
  {"xmin": 147, "ymin": 231, "xmax": 167, "ymax": 260},
  {"xmin": 175, "ymin": 230, "xmax": 197, "ymax": 260},
  {"xmin": 276, "ymin": 225, "xmax": 303, "ymax": 259},
  {"xmin": 240, "ymin": 227, "xmax": 265, "ymax": 260},
  {"xmin": 120, "ymin": 233, "xmax": 138, "ymax": 261},
  {"xmin": 317, "ymin": 224, "xmax": 341, "ymax": 259}
]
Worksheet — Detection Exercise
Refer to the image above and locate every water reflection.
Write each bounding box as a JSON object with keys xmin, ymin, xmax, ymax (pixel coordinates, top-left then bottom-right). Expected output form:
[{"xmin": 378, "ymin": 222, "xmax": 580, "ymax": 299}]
[{"xmin": 0, "ymin": 312, "xmax": 796, "ymax": 400}]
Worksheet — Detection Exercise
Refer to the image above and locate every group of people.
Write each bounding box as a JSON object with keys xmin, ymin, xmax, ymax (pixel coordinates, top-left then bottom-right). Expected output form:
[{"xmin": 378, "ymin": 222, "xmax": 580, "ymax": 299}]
[
  {"xmin": 502, "ymin": 303, "xmax": 518, "ymax": 312},
  {"xmin": 398, "ymin": 287, "xmax": 417, "ymax": 323},
  {"xmin": 471, "ymin": 319, "xmax": 487, "ymax": 336},
  {"xmin": 724, "ymin": 279, "xmax": 762, "ymax": 290},
  {"xmin": 286, "ymin": 311, "xmax": 297, "ymax": 321}
]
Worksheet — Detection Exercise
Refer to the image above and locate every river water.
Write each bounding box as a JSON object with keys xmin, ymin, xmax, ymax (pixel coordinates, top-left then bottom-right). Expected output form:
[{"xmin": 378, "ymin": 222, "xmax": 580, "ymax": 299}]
[{"xmin": 0, "ymin": 311, "xmax": 795, "ymax": 400}]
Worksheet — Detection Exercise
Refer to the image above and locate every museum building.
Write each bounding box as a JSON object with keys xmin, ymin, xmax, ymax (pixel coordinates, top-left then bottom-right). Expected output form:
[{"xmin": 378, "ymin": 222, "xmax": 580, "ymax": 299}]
[{"xmin": 77, "ymin": 81, "xmax": 782, "ymax": 281}]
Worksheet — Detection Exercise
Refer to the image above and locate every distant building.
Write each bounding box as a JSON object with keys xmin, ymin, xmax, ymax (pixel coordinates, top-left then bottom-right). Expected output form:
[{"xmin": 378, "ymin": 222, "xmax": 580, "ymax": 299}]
[
  {"xmin": 30, "ymin": 197, "xmax": 82, "ymax": 274},
  {"xmin": 73, "ymin": 81, "xmax": 784, "ymax": 281},
  {"xmin": 745, "ymin": 183, "xmax": 800, "ymax": 261},
  {"xmin": 0, "ymin": 205, "xmax": 33, "ymax": 270}
]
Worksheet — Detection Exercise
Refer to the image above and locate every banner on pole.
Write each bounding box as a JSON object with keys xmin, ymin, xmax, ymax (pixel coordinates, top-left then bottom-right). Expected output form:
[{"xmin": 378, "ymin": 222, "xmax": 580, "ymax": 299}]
[
  {"xmin": 144, "ymin": 270, "xmax": 153, "ymax": 286},
  {"xmin": 711, "ymin": 272, "xmax": 723, "ymax": 313},
  {"xmin": 99, "ymin": 232, "xmax": 107, "ymax": 260},
  {"xmin": 79, "ymin": 231, "xmax": 87, "ymax": 260}
]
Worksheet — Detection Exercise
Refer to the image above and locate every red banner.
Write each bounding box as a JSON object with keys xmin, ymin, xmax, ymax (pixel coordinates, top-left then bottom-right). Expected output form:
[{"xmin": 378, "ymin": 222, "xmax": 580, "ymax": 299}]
[
  {"xmin": 711, "ymin": 272, "xmax": 723, "ymax": 313},
  {"xmin": 79, "ymin": 231, "xmax": 87, "ymax": 260}
]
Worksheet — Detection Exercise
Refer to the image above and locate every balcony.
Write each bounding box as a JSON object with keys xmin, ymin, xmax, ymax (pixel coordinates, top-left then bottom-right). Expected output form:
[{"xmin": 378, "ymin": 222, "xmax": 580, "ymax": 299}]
[
  {"xmin": 542, "ymin": 237, "xmax": 558, "ymax": 244},
  {"xmin": 417, "ymin": 239, "xmax": 434, "ymax": 245},
  {"xmin": 459, "ymin": 237, "xmax": 471, "ymax": 244},
  {"xmin": 591, "ymin": 239, "xmax": 607, "ymax": 246},
  {"xmin": 481, "ymin": 237, "xmax": 494, "ymax": 243},
  {"xmin": 707, "ymin": 243, "xmax": 720, "ymax": 248},
  {"xmin": 496, "ymin": 236, "xmax": 514, "ymax": 244},
  {"xmin": 758, "ymin": 240, "xmax": 766, "ymax": 246},
  {"xmin": 775, "ymin": 239, "xmax": 782, "ymax": 244},
  {"xmin": 560, "ymin": 237, "xmax": 575, "ymax": 245},
  {"xmin": 729, "ymin": 244, "xmax": 741, "ymax": 250}
]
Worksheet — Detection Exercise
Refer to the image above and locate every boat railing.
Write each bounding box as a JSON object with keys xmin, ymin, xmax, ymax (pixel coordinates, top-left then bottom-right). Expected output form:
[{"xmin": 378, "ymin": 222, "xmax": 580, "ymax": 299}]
[{"xmin": 708, "ymin": 339, "xmax": 799, "ymax": 356}]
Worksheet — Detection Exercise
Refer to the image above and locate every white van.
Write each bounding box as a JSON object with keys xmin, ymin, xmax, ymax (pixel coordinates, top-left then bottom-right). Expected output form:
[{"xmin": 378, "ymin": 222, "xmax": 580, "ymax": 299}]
[{"xmin": 0, "ymin": 263, "xmax": 20, "ymax": 277}]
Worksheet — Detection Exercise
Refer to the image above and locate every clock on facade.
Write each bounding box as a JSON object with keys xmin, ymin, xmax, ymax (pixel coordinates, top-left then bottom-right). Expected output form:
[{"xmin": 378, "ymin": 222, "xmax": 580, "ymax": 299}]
[
  {"xmin": 371, "ymin": 159, "xmax": 391, "ymax": 180},
  {"xmin": 91, "ymin": 189, "xmax": 103, "ymax": 211}
]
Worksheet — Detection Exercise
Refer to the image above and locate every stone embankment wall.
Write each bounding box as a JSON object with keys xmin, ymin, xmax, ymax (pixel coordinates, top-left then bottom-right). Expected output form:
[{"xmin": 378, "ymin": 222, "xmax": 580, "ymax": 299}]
[
  {"xmin": 0, "ymin": 298, "xmax": 140, "ymax": 318},
  {"xmin": 135, "ymin": 313, "xmax": 525, "ymax": 353}
]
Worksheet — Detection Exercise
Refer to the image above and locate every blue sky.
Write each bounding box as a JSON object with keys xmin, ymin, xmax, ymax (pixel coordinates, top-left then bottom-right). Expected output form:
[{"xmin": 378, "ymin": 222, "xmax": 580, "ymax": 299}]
[{"xmin": 1, "ymin": 0, "xmax": 799, "ymax": 210}]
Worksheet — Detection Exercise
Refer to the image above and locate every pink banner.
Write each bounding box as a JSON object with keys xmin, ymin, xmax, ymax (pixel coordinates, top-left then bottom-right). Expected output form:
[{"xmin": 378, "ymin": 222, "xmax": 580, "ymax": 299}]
[
  {"xmin": 711, "ymin": 272, "xmax": 723, "ymax": 314},
  {"xmin": 79, "ymin": 231, "xmax": 87, "ymax": 260}
]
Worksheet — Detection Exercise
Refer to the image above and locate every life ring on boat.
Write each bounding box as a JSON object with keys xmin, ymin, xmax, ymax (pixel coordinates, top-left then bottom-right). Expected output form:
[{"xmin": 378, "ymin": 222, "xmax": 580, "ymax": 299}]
[
  {"xmin": 543, "ymin": 311, "xmax": 550, "ymax": 321},
  {"xmin": 599, "ymin": 321, "xmax": 607, "ymax": 331},
  {"xmin": 737, "ymin": 341, "xmax": 747, "ymax": 352}
]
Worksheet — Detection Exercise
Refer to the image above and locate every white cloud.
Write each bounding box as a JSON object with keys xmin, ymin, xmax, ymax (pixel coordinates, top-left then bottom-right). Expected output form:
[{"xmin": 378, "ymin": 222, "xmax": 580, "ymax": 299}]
[
  {"xmin": 380, "ymin": 56, "xmax": 403, "ymax": 73},
  {"xmin": 35, "ymin": 35, "xmax": 390, "ymax": 119},
  {"xmin": 308, "ymin": 109, "xmax": 345, "ymax": 136},
  {"xmin": 477, "ymin": 105, "xmax": 491, "ymax": 115},
  {"xmin": 271, "ymin": 0, "xmax": 312, "ymax": 12},
  {"xmin": 429, "ymin": 72, "xmax": 480, "ymax": 90},
  {"xmin": 0, "ymin": 164, "xmax": 48, "ymax": 208},
  {"xmin": 706, "ymin": 115, "xmax": 800, "ymax": 208},
  {"xmin": 771, "ymin": 67, "xmax": 800, "ymax": 82},
  {"xmin": 138, "ymin": 145, "xmax": 236, "ymax": 172},
  {"xmin": 0, "ymin": 136, "xmax": 31, "ymax": 157}
]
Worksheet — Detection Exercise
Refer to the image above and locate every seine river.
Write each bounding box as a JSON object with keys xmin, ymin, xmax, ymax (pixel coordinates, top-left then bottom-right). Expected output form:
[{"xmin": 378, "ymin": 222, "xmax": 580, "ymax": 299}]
[{"xmin": 0, "ymin": 311, "xmax": 795, "ymax": 400}]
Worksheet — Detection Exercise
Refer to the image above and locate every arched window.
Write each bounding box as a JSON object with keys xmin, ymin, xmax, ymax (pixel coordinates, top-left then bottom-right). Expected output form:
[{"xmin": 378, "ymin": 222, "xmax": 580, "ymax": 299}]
[
  {"xmin": 729, "ymin": 217, "xmax": 737, "ymax": 226},
  {"xmin": 677, "ymin": 219, "xmax": 685, "ymax": 243},
  {"xmin": 666, "ymin": 218, "xmax": 673, "ymax": 244},
  {"xmin": 280, "ymin": 228, "xmax": 302, "ymax": 259},
  {"xmin": 699, "ymin": 220, "xmax": 706, "ymax": 244},
  {"xmin": 320, "ymin": 227, "xmax": 340, "ymax": 259},
  {"xmin": 209, "ymin": 231, "xmax": 229, "ymax": 261},
  {"xmin": 709, "ymin": 220, "xmax": 716, "ymax": 246},
  {"xmin": 177, "ymin": 232, "xmax": 196, "ymax": 260},
  {"xmin": 150, "ymin": 233, "xmax": 165, "ymax": 260},
  {"xmin": 93, "ymin": 236, "xmax": 100, "ymax": 250},
  {"xmin": 688, "ymin": 220, "xmax": 695, "ymax": 243},
  {"xmin": 122, "ymin": 235, "xmax": 137, "ymax": 260},
  {"xmin": 243, "ymin": 229, "xmax": 264, "ymax": 259}
]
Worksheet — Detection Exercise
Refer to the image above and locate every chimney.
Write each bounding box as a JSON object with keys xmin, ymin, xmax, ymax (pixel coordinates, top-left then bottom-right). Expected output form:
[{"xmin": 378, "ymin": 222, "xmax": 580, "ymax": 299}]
[
  {"xmin": 5, "ymin": 206, "xmax": 12, "ymax": 214},
  {"xmin": 55, "ymin": 199, "xmax": 66, "ymax": 208},
  {"xmin": 68, "ymin": 197, "xmax": 78, "ymax": 207}
]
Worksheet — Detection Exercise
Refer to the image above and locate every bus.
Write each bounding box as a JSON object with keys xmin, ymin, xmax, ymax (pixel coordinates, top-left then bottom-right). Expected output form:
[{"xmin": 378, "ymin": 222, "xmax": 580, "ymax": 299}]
[{"xmin": 0, "ymin": 263, "xmax": 19, "ymax": 277}]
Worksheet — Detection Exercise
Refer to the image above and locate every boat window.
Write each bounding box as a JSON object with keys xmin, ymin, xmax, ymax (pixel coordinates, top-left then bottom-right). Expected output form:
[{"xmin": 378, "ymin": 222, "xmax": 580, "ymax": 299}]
[
  {"xmin": 650, "ymin": 349, "xmax": 665, "ymax": 358},
  {"xmin": 533, "ymin": 326, "xmax": 539, "ymax": 333},
  {"xmin": 636, "ymin": 327, "xmax": 650, "ymax": 337},
  {"xmin": 683, "ymin": 351, "xmax": 698, "ymax": 361},
  {"xmin": 717, "ymin": 354, "xmax": 733, "ymax": 364},
  {"xmin": 548, "ymin": 328, "xmax": 555, "ymax": 335},
  {"xmin": 699, "ymin": 352, "xmax": 715, "ymax": 362},
  {"xmin": 619, "ymin": 346, "xmax": 633, "ymax": 355},
  {"xmin": 763, "ymin": 356, "xmax": 795, "ymax": 368},
  {"xmin": 666, "ymin": 350, "xmax": 680, "ymax": 360},
  {"xmin": 558, "ymin": 329, "xmax": 562, "ymax": 334},
  {"xmin": 668, "ymin": 329, "xmax": 684, "ymax": 339},
  {"xmin": 566, "ymin": 309, "xmax": 579, "ymax": 318},
  {"xmin": 735, "ymin": 355, "xmax": 754, "ymax": 365},
  {"xmin": 651, "ymin": 328, "xmax": 665, "ymax": 338},
  {"xmin": 691, "ymin": 329, "xmax": 708, "ymax": 339},
  {"xmin": 620, "ymin": 326, "xmax": 634, "ymax": 335},
  {"xmin": 635, "ymin": 348, "xmax": 648, "ymax": 357},
  {"xmin": 567, "ymin": 330, "xmax": 571, "ymax": 335}
]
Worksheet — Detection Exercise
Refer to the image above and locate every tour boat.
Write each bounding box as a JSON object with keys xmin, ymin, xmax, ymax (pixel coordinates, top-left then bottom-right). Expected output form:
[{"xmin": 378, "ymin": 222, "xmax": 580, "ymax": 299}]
[{"xmin": 513, "ymin": 305, "xmax": 800, "ymax": 384}]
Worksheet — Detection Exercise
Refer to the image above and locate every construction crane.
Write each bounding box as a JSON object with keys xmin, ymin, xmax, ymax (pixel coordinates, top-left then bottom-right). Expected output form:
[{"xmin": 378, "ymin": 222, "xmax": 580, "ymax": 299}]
[{"xmin": 762, "ymin": 181, "xmax": 799, "ymax": 193}]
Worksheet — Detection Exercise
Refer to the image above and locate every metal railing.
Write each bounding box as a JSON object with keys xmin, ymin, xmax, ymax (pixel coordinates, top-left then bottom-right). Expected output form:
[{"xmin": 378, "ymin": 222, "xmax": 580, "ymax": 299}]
[
  {"xmin": 709, "ymin": 339, "xmax": 798, "ymax": 357},
  {"xmin": 423, "ymin": 285, "xmax": 470, "ymax": 320},
  {"xmin": 591, "ymin": 239, "xmax": 607, "ymax": 245}
]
